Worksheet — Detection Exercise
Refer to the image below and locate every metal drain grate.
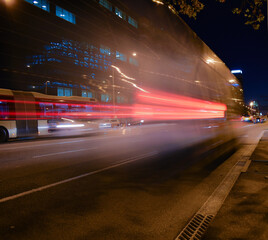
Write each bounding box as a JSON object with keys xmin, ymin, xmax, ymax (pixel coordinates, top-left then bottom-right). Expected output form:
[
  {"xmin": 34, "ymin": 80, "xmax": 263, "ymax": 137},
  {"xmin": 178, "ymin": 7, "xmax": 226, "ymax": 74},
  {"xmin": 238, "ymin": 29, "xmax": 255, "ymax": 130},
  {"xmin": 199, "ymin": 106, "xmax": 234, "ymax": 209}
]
[{"xmin": 175, "ymin": 214, "xmax": 214, "ymax": 240}]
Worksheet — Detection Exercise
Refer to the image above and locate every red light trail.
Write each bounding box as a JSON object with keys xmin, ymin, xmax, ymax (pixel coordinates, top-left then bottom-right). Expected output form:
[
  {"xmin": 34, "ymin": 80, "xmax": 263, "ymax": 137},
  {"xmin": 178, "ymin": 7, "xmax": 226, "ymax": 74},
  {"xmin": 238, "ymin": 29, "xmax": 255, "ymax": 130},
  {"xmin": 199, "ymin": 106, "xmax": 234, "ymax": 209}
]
[{"xmin": 0, "ymin": 90, "xmax": 227, "ymax": 121}]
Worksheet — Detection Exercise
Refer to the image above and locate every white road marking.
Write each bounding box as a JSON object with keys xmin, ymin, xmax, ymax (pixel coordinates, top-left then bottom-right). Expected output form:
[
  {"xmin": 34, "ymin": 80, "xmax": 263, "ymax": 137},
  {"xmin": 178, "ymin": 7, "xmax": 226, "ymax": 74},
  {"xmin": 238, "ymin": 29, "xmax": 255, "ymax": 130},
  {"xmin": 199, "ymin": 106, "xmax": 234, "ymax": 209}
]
[
  {"xmin": 242, "ymin": 124, "xmax": 255, "ymax": 128},
  {"xmin": 0, "ymin": 134, "xmax": 128, "ymax": 152},
  {"xmin": 0, "ymin": 151, "xmax": 157, "ymax": 203},
  {"xmin": 0, "ymin": 140, "xmax": 85, "ymax": 151},
  {"xmin": 32, "ymin": 148, "xmax": 95, "ymax": 158}
]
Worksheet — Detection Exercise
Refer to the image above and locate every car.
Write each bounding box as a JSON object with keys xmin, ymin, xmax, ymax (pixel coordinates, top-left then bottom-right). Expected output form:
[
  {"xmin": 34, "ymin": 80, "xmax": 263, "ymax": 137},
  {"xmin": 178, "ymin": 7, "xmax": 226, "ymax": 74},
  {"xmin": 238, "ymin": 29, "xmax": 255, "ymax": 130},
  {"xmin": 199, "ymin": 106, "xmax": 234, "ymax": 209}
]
[
  {"xmin": 241, "ymin": 115, "xmax": 253, "ymax": 122},
  {"xmin": 241, "ymin": 114, "xmax": 265, "ymax": 124},
  {"xmin": 98, "ymin": 119, "xmax": 120, "ymax": 129},
  {"xmin": 252, "ymin": 115, "xmax": 265, "ymax": 124}
]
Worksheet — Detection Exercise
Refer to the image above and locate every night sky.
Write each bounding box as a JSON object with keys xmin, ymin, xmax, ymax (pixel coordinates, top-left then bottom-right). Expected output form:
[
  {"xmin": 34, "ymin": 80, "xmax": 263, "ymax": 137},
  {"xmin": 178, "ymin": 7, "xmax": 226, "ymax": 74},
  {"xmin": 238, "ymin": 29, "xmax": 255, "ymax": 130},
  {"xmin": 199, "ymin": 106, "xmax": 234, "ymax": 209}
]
[{"xmin": 180, "ymin": 0, "xmax": 268, "ymax": 112}]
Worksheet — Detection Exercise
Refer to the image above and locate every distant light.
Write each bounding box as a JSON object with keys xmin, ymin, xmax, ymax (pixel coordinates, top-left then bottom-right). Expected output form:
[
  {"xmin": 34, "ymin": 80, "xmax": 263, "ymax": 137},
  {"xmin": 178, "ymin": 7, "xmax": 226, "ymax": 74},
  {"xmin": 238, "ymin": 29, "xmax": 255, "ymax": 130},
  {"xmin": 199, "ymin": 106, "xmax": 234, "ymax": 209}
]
[
  {"xmin": 152, "ymin": 0, "xmax": 164, "ymax": 5},
  {"xmin": 231, "ymin": 70, "xmax": 242, "ymax": 74},
  {"xmin": 33, "ymin": 1, "xmax": 38, "ymax": 4},
  {"xmin": 26, "ymin": 65, "xmax": 31, "ymax": 68},
  {"xmin": 32, "ymin": 86, "xmax": 36, "ymax": 89},
  {"xmin": 140, "ymin": 120, "xmax": 144, "ymax": 123},
  {"xmin": 132, "ymin": 52, "xmax": 137, "ymax": 56},
  {"xmin": 42, "ymin": 5, "xmax": 46, "ymax": 8},
  {"xmin": 3, "ymin": 0, "xmax": 15, "ymax": 6}
]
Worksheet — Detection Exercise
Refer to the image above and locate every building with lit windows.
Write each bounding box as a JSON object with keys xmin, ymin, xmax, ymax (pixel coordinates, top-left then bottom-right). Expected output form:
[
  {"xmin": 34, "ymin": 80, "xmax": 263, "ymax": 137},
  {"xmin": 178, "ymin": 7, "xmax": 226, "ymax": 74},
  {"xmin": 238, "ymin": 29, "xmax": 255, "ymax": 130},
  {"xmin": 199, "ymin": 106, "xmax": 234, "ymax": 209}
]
[
  {"xmin": 0, "ymin": 0, "xmax": 139, "ymax": 104},
  {"xmin": 0, "ymin": 0, "xmax": 244, "ymax": 119}
]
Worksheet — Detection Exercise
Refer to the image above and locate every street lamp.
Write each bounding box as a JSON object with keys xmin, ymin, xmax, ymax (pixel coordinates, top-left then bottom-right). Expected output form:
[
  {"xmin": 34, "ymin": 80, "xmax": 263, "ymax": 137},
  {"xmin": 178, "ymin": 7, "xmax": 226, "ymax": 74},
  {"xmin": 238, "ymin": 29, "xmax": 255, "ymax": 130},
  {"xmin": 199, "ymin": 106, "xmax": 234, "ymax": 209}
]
[{"xmin": 250, "ymin": 101, "xmax": 254, "ymax": 115}]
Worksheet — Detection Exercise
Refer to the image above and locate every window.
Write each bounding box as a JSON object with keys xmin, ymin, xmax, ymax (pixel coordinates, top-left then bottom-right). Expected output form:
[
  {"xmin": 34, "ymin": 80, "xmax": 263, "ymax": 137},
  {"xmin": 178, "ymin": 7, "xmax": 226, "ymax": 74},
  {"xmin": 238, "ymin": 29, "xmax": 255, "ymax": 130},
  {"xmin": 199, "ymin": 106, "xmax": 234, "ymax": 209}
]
[
  {"xmin": 25, "ymin": 0, "xmax": 50, "ymax": 12},
  {"xmin": 57, "ymin": 87, "xmax": 72, "ymax": 96},
  {"xmin": 129, "ymin": 57, "xmax": 138, "ymax": 66},
  {"xmin": 128, "ymin": 16, "xmax": 138, "ymax": 28},
  {"xmin": 99, "ymin": 0, "xmax": 112, "ymax": 11},
  {"xmin": 115, "ymin": 7, "xmax": 126, "ymax": 20},
  {"xmin": 116, "ymin": 96, "xmax": 125, "ymax": 103},
  {"xmin": 0, "ymin": 101, "xmax": 10, "ymax": 119},
  {"xmin": 82, "ymin": 90, "xmax": 93, "ymax": 98},
  {"xmin": 100, "ymin": 45, "xmax": 111, "ymax": 56},
  {"xmin": 101, "ymin": 94, "xmax": 111, "ymax": 102},
  {"xmin": 56, "ymin": 6, "xmax": 76, "ymax": 24},
  {"xmin": 116, "ymin": 51, "xmax": 126, "ymax": 62}
]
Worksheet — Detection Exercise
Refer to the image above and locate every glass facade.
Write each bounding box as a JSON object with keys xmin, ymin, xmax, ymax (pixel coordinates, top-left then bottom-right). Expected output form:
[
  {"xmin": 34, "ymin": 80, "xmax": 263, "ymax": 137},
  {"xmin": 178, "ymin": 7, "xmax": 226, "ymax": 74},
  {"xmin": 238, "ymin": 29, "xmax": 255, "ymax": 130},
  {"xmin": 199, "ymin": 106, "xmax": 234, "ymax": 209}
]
[
  {"xmin": 26, "ymin": 39, "xmax": 112, "ymax": 72},
  {"xmin": 25, "ymin": 0, "xmax": 50, "ymax": 12},
  {"xmin": 56, "ymin": 6, "xmax": 76, "ymax": 24},
  {"xmin": 99, "ymin": 0, "xmax": 112, "ymax": 11}
]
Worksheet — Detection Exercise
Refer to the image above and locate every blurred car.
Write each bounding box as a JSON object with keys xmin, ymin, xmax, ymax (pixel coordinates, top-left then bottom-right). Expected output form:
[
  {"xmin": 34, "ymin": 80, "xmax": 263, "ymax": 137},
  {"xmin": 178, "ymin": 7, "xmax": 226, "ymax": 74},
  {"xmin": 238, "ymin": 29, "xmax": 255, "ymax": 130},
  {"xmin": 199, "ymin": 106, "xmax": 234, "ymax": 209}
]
[
  {"xmin": 48, "ymin": 118, "xmax": 99, "ymax": 133},
  {"xmin": 241, "ymin": 115, "xmax": 253, "ymax": 122},
  {"xmin": 241, "ymin": 115, "xmax": 265, "ymax": 124},
  {"xmin": 98, "ymin": 119, "xmax": 120, "ymax": 129},
  {"xmin": 252, "ymin": 115, "xmax": 265, "ymax": 124}
]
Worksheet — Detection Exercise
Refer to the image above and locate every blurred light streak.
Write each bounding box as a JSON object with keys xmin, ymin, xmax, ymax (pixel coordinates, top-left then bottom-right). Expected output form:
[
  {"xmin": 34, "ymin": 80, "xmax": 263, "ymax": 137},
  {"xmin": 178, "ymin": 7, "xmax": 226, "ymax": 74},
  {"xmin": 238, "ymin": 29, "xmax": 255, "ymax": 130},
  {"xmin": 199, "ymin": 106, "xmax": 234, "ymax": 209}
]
[
  {"xmin": 120, "ymin": 78, "xmax": 149, "ymax": 93},
  {"xmin": 56, "ymin": 124, "xmax": 85, "ymax": 128},
  {"xmin": 0, "ymin": 90, "xmax": 227, "ymax": 121},
  {"xmin": 111, "ymin": 65, "xmax": 136, "ymax": 81},
  {"xmin": 137, "ymin": 91, "xmax": 227, "ymax": 111},
  {"xmin": 152, "ymin": 0, "xmax": 164, "ymax": 5}
]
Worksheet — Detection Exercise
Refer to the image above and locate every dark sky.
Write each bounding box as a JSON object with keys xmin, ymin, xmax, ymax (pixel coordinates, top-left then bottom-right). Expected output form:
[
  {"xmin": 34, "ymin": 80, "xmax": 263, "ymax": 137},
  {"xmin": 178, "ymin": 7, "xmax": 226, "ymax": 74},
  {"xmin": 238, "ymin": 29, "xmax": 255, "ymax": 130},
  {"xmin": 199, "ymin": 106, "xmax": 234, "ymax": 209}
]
[{"xmin": 180, "ymin": 0, "xmax": 268, "ymax": 110}]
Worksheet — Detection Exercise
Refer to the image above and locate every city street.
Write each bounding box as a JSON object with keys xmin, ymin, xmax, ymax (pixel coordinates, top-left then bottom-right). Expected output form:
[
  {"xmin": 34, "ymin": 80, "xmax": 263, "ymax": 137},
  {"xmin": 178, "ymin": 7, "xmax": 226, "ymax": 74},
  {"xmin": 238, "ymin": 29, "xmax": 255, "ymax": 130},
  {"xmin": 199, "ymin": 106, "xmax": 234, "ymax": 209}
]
[{"xmin": 0, "ymin": 122, "xmax": 267, "ymax": 240}]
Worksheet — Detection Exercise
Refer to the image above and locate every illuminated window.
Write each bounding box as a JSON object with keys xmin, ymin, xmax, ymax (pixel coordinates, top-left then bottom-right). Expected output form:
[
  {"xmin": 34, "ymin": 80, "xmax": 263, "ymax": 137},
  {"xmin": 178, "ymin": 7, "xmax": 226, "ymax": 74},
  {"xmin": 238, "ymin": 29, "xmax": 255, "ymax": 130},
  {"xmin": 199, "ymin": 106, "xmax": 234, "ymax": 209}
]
[
  {"xmin": 116, "ymin": 51, "xmax": 126, "ymax": 62},
  {"xmin": 115, "ymin": 7, "xmax": 126, "ymax": 20},
  {"xmin": 82, "ymin": 90, "xmax": 93, "ymax": 98},
  {"xmin": 25, "ymin": 0, "xmax": 50, "ymax": 12},
  {"xmin": 129, "ymin": 57, "xmax": 138, "ymax": 66},
  {"xmin": 56, "ymin": 6, "xmax": 76, "ymax": 24},
  {"xmin": 116, "ymin": 96, "xmax": 125, "ymax": 103},
  {"xmin": 101, "ymin": 94, "xmax": 111, "ymax": 102},
  {"xmin": 100, "ymin": 45, "xmax": 111, "ymax": 56},
  {"xmin": 99, "ymin": 0, "xmax": 112, "ymax": 11},
  {"xmin": 58, "ymin": 87, "xmax": 72, "ymax": 96},
  {"xmin": 128, "ymin": 16, "xmax": 138, "ymax": 28}
]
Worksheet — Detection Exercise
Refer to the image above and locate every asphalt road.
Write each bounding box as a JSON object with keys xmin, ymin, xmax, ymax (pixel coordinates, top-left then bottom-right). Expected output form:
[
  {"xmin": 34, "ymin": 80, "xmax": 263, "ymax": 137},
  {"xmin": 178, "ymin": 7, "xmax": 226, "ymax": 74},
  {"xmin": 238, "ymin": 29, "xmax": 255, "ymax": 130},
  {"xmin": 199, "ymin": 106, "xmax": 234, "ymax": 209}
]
[{"xmin": 0, "ymin": 122, "xmax": 267, "ymax": 240}]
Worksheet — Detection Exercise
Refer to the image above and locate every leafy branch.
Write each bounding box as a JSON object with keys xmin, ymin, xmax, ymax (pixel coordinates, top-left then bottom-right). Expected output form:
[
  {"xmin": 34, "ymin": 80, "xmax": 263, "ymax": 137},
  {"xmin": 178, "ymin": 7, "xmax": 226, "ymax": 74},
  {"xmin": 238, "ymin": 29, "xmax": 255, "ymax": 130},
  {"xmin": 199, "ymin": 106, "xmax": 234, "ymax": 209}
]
[{"xmin": 152, "ymin": 0, "xmax": 267, "ymax": 29}]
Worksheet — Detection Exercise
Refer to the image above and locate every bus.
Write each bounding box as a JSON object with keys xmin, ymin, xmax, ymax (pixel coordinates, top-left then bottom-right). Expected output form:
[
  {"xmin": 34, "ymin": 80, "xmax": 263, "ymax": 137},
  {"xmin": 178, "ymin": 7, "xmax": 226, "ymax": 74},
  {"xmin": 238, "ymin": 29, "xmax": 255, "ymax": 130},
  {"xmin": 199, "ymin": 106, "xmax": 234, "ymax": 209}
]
[{"xmin": 0, "ymin": 88, "xmax": 100, "ymax": 142}]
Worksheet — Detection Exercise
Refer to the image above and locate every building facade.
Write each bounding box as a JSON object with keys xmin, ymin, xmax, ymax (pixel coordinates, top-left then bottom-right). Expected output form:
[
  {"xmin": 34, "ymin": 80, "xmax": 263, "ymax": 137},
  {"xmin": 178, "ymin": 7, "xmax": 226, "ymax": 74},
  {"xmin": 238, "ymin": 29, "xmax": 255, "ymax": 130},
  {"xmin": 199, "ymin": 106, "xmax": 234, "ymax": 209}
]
[
  {"xmin": 0, "ymin": 0, "xmax": 140, "ymax": 104},
  {"xmin": 1, "ymin": 0, "xmax": 244, "ymax": 119}
]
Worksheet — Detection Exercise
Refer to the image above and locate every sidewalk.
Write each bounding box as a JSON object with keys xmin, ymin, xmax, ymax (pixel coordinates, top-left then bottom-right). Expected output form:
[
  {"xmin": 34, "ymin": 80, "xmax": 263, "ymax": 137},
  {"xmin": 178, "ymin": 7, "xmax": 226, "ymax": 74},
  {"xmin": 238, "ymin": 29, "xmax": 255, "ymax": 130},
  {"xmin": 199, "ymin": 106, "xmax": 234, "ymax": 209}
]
[{"xmin": 203, "ymin": 131, "xmax": 268, "ymax": 240}]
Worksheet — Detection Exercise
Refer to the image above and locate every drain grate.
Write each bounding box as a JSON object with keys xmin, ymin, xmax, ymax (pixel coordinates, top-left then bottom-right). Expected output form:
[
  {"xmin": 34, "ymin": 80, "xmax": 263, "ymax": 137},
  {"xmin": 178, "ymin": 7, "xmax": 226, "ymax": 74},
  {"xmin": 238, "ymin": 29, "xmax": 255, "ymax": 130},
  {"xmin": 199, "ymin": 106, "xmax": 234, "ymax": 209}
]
[{"xmin": 175, "ymin": 214, "xmax": 214, "ymax": 240}]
